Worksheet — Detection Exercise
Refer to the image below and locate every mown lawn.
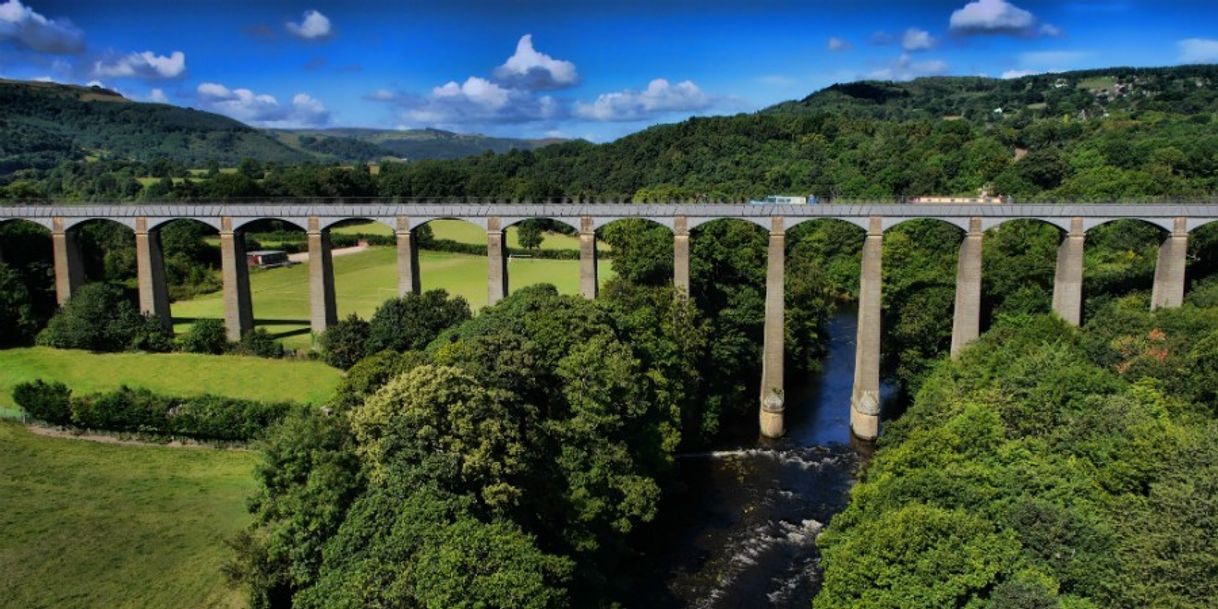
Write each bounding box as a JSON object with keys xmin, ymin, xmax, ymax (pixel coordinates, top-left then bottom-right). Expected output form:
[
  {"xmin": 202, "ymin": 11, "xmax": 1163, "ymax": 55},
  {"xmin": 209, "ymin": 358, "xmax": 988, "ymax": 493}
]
[
  {"xmin": 0, "ymin": 421, "xmax": 257, "ymax": 609},
  {"xmin": 333, "ymin": 218, "xmax": 611, "ymax": 252},
  {"xmin": 0, "ymin": 347, "xmax": 342, "ymax": 412},
  {"xmin": 170, "ymin": 247, "xmax": 614, "ymax": 349}
]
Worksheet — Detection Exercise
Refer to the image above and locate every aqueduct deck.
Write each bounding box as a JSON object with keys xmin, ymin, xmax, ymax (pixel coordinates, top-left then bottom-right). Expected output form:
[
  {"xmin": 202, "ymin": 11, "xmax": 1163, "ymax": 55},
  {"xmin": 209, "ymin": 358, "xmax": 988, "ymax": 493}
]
[{"xmin": 3, "ymin": 202, "xmax": 1214, "ymax": 440}]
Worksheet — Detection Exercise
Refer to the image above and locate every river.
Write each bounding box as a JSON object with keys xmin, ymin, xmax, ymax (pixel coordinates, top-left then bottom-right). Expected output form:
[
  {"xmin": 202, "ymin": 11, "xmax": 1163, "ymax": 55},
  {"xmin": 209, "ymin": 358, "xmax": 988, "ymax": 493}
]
[{"xmin": 629, "ymin": 306, "xmax": 891, "ymax": 608}]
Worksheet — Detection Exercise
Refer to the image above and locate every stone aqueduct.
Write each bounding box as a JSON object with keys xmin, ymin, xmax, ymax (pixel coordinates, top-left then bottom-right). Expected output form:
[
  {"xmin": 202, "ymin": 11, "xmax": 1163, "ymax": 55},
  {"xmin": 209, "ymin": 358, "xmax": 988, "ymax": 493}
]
[{"xmin": 3, "ymin": 202, "xmax": 1216, "ymax": 440}]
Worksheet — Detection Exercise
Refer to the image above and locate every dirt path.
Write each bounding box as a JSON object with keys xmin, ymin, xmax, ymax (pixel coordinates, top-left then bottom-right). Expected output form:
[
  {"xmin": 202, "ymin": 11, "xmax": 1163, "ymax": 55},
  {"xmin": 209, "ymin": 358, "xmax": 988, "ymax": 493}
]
[
  {"xmin": 288, "ymin": 243, "xmax": 369, "ymax": 263},
  {"xmin": 23, "ymin": 424, "xmax": 247, "ymax": 450}
]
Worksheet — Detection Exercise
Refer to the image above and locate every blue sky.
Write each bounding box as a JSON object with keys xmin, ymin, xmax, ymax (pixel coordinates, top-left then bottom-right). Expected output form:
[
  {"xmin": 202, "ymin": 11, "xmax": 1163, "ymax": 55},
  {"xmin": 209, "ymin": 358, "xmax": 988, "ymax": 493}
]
[{"xmin": 1, "ymin": 0, "xmax": 1216, "ymax": 141}]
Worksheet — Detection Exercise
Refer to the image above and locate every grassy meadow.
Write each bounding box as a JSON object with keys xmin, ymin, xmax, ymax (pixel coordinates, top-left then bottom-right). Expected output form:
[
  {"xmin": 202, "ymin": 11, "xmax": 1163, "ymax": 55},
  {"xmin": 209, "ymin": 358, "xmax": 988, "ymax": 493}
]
[
  {"xmin": 0, "ymin": 421, "xmax": 256, "ymax": 609},
  {"xmin": 332, "ymin": 218, "xmax": 611, "ymax": 252},
  {"xmin": 0, "ymin": 347, "xmax": 342, "ymax": 414},
  {"xmin": 171, "ymin": 245, "xmax": 614, "ymax": 349}
]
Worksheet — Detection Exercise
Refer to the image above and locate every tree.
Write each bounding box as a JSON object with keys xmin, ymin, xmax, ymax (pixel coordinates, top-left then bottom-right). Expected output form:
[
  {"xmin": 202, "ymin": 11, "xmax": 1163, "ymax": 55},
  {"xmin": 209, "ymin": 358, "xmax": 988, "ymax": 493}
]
[
  {"xmin": 0, "ymin": 262, "xmax": 38, "ymax": 346},
  {"xmin": 177, "ymin": 318, "xmax": 229, "ymax": 354},
  {"xmin": 36, "ymin": 282, "xmax": 170, "ymax": 352},
  {"xmin": 318, "ymin": 314, "xmax": 370, "ymax": 370},
  {"xmin": 365, "ymin": 290, "xmax": 471, "ymax": 353},
  {"xmin": 238, "ymin": 157, "xmax": 263, "ymax": 179},
  {"xmin": 516, "ymin": 219, "xmax": 544, "ymax": 251}
]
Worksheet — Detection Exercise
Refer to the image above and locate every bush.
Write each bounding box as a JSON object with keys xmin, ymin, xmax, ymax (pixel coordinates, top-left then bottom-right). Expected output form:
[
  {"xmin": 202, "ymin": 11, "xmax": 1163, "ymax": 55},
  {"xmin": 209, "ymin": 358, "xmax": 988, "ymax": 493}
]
[
  {"xmin": 12, "ymin": 380, "xmax": 72, "ymax": 425},
  {"xmin": 236, "ymin": 328, "xmax": 286, "ymax": 358},
  {"xmin": 319, "ymin": 314, "xmax": 370, "ymax": 369},
  {"xmin": 366, "ymin": 290, "xmax": 471, "ymax": 353},
  {"xmin": 178, "ymin": 318, "xmax": 230, "ymax": 354},
  {"xmin": 36, "ymin": 282, "xmax": 172, "ymax": 352},
  {"xmin": 20, "ymin": 382, "xmax": 298, "ymax": 441},
  {"xmin": 0, "ymin": 262, "xmax": 38, "ymax": 346}
]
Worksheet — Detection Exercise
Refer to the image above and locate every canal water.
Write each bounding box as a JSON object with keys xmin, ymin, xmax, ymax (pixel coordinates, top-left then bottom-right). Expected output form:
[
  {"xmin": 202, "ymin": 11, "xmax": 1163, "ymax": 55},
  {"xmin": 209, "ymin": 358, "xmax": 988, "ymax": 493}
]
[{"xmin": 631, "ymin": 307, "xmax": 890, "ymax": 608}]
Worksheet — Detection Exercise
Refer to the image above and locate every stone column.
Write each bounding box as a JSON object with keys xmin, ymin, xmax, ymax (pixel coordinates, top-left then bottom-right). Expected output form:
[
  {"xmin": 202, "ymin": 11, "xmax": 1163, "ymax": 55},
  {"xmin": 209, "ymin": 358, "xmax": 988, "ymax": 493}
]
[
  {"xmin": 51, "ymin": 217, "xmax": 84, "ymax": 306},
  {"xmin": 950, "ymin": 217, "xmax": 983, "ymax": 358},
  {"xmin": 219, "ymin": 217, "xmax": 254, "ymax": 342},
  {"xmin": 307, "ymin": 216, "xmax": 338, "ymax": 335},
  {"xmin": 760, "ymin": 217, "xmax": 786, "ymax": 438},
  {"xmin": 673, "ymin": 215, "xmax": 690, "ymax": 296},
  {"xmin": 134, "ymin": 217, "xmax": 172, "ymax": 329},
  {"xmin": 579, "ymin": 216, "xmax": 598, "ymax": 299},
  {"xmin": 395, "ymin": 216, "xmax": 420, "ymax": 296},
  {"xmin": 487, "ymin": 217, "xmax": 508, "ymax": 305},
  {"xmin": 1052, "ymin": 217, "xmax": 1085, "ymax": 326},
  {"xmin": 1151, "ymin": 217, "xmax": 1188, "ymax": 310},
  {"xmin": 851, "ymin": 217, "xmax": 883, "ymax": 441}
]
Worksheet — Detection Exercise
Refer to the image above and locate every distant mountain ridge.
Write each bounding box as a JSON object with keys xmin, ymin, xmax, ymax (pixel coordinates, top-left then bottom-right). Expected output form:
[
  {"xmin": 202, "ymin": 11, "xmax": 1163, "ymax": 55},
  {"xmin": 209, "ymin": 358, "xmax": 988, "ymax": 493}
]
[{"xmin": 0, "ymin": 79, "xmax": 566, "ymax": 173}]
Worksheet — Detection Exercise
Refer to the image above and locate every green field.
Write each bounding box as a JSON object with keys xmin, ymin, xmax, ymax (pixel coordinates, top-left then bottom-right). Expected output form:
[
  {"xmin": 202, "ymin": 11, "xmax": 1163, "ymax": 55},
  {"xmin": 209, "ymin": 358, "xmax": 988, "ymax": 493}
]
[
  {"xmin": 332, "ymin": 218, "xmax": 610, "ymax": 253},
  {"xmin": 0, "ymin": 421, "xmax": 255, "ymax": 609},
  {"xmin": 0, "ymin": 347, "xmax": 342, "ymax": 413},
  {"xmin": 171, "ymin": 246, "xmax": 614, "ymax": 349}
]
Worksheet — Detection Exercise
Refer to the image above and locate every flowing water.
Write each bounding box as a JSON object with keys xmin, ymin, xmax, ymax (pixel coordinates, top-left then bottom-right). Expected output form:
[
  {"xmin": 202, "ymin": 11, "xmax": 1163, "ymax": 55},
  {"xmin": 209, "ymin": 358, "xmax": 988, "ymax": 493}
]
[{"xmin": 630, "ymin": 307, "xmax": 890, "ymax": 608}]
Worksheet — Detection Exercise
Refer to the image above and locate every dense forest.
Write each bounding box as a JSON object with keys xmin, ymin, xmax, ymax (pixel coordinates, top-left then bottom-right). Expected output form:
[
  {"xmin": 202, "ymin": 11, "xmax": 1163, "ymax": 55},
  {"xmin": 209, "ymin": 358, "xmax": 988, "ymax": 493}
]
[
  {"xmin": 4, "ymin": 65, "xmax": 1218, "ymax": 202},
  {"xmin": 816, "ymin": 299, "xmax": 1218, "ymax": 609}
]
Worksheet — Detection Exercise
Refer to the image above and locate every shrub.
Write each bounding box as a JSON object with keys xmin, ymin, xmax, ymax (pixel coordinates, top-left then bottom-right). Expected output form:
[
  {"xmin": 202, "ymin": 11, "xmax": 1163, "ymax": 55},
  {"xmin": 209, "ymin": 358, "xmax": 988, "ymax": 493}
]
[
  {"xmin": 236, "ymin": 328, "xmax": 286, "ymax": 358},
  {"xmin": 366, "ymin": 290, "xmax": 471, "ymax": 353},
  {"xmin": 12, "ymin": 380, "xmax": 72, "ymax": 425},
  {"xmin": 36, "ymin": 282, "xmax": 172, "ymax": 352},
  {"xmin": 178, "ymin": 318, "xmax": 230, "ymax": 354},
  {"xmin": 20, "ymin": 382, "xmax": 297, "ymax": 441},
  {"xmin": 319, "ymin": 314, "xmax": 371, "ymax": 370}
]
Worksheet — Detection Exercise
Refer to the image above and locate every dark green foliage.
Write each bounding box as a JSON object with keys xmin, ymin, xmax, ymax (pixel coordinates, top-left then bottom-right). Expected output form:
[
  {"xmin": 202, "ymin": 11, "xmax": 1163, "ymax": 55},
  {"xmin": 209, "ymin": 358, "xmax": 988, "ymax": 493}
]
[
  {"xmin": 516, "ymin": 219, "xmax": 544, "ymax": 250},
  {"xmin": 816, "ymin": 305, "xmax": 1218, "ymax": 609},
  {"xmin": 365, "ymin": 289, "xmax": 471, "ymax": 353},
  {"xmin": 318, "ymin": 315, "xmax": 370, "ymax": 370},
  {"xmin": 237, "ymin": 329, "xmax": 286, "ymax": 358},
  {"xmin": 12, "ymin": 380, "xmax": 71, "ymax": 425},
  {"xmin": 14, "ymin": 381, "xmax": 295, "ymax": 440},
  {"xmin": 0, "ymin": 261, "xmax": 38, "ymax": 345},
  {"xmin": 177, "ymin": 318, "xmax": 230, "ymax": 354},
  {"xmin": 36, "ymin": 282, "xmax": 171, "ymax": 352}
]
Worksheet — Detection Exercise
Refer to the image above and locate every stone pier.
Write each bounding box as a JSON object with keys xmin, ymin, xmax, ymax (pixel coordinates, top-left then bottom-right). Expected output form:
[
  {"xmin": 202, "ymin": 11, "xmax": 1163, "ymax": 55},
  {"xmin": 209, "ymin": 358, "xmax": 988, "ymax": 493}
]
[
  {"xmin": 51, "ymin": 217, "xmax": 84, "ymax": 306},
  {"xmin": 673, "ymin": 216, "xmax": 690, "ymax": 296},
  {"xmin": 759, "ymin": 216, "xmax": 785, "ymax": 438},
  {"xmin": 579, "ymin": 216, "xmax": 598, "ymax": 299},
  {"xmin": 219, "ymin": 217, "xmax": 253, "ymax": 341},
  {"xmin": 396, "ymin": 216, "xmax": 420, "ymax": 296},
  {"xmin": 307, "ymin": 216, "xmax": 337, "ymax": 335},
  {"xmin": 1151, "ymin": 217, "xmax": 1188, "ymax": 310},
  {"xmin": 1052, "ymin": 217, "xmax": 1085, "ymax": 326},
  {"xmin": 487, "ymin": 217, "xmax": 508, "ymax": 305},
  {"xmin": 950, "ymin": 217, "xmax": 983, "ymax": 357},
  {"xmin": 134, "ymin": 217, "xmax": 171, "ymax": 329},
  {"xmin": 851, "ymin": 217, "xmax": 883, "ymax": 441}
]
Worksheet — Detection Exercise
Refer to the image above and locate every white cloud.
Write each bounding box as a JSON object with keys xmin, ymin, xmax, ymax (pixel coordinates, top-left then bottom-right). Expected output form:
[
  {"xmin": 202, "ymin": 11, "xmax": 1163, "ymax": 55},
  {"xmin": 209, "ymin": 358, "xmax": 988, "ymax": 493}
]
[
  {"xmin": 31, "ymin": 74, "xmax": 52, "ymax": 82},
  {"xmin": 949, "ymin": 0, "xmax": 1037, "ymax": 35},
  {"xmin": 1178, "ymin": 38, "xmax": 1218, "ymax": 64},
  {"xmin": 492, "ymin": 34, "xmax": 578, "ymax": 90},
  {"xmin": 902, "ymin": 28, "xmax": 935, "ymax": 51},
  {"xmin": 0, "ymin": 0, "xmax": 84, "ymax": 54},
  {"xmin": 827, "ymin": 36, "xmax": 852, "ymax": 51},
  {"xmin": 393, "ymin": 76, "xmax": 558, "ymax": 127},
  {"xmin": 1001, "ymin": 69, "xmax": 1038, "ymax": 79},
  {"xmin": 574, "ymin": 78, "xmax": 713, "ymax": 122},
  {"xmin": 1040, "ymin": 23, "xmax": 1063, "ymax": 37},
  {"xmin": 85, "ymin": 79, "xmax": 105, "ymax": 88},
  {"xmin": 92, "ymin": 50, "xmax": 185, "ymax": 79},
  {"xmin": 868, "ymin": 54, "xmax": 949, "ymax": 81},
  {"xmin": 285, "ymin": 9, "xmax": 331, "ymax": 40},
  {"xmin": 195, "ymin": 82, "xmax": 329, "ymax": 127},
  {"xmin": 365, "ymin": 88, "xmax": 395, "ymax": 101},
  {"xmin": 148, "ymin": 88, "xmax": 168, "ymax": 103}
]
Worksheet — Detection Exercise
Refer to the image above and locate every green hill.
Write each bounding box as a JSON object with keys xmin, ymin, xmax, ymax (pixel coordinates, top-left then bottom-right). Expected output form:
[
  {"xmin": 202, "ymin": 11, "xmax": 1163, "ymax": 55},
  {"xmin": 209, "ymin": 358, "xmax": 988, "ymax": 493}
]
[
  {"xmin": 766, "ymin": 64, "xmax": 1218, "ymax": 121},
  {"xmin": 269, "ymin": 127, "xmax": 565, "ymax": 162},
  {"xmin": 0, "ymin": 79, "xmax": 310, "ymax": 172}
]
